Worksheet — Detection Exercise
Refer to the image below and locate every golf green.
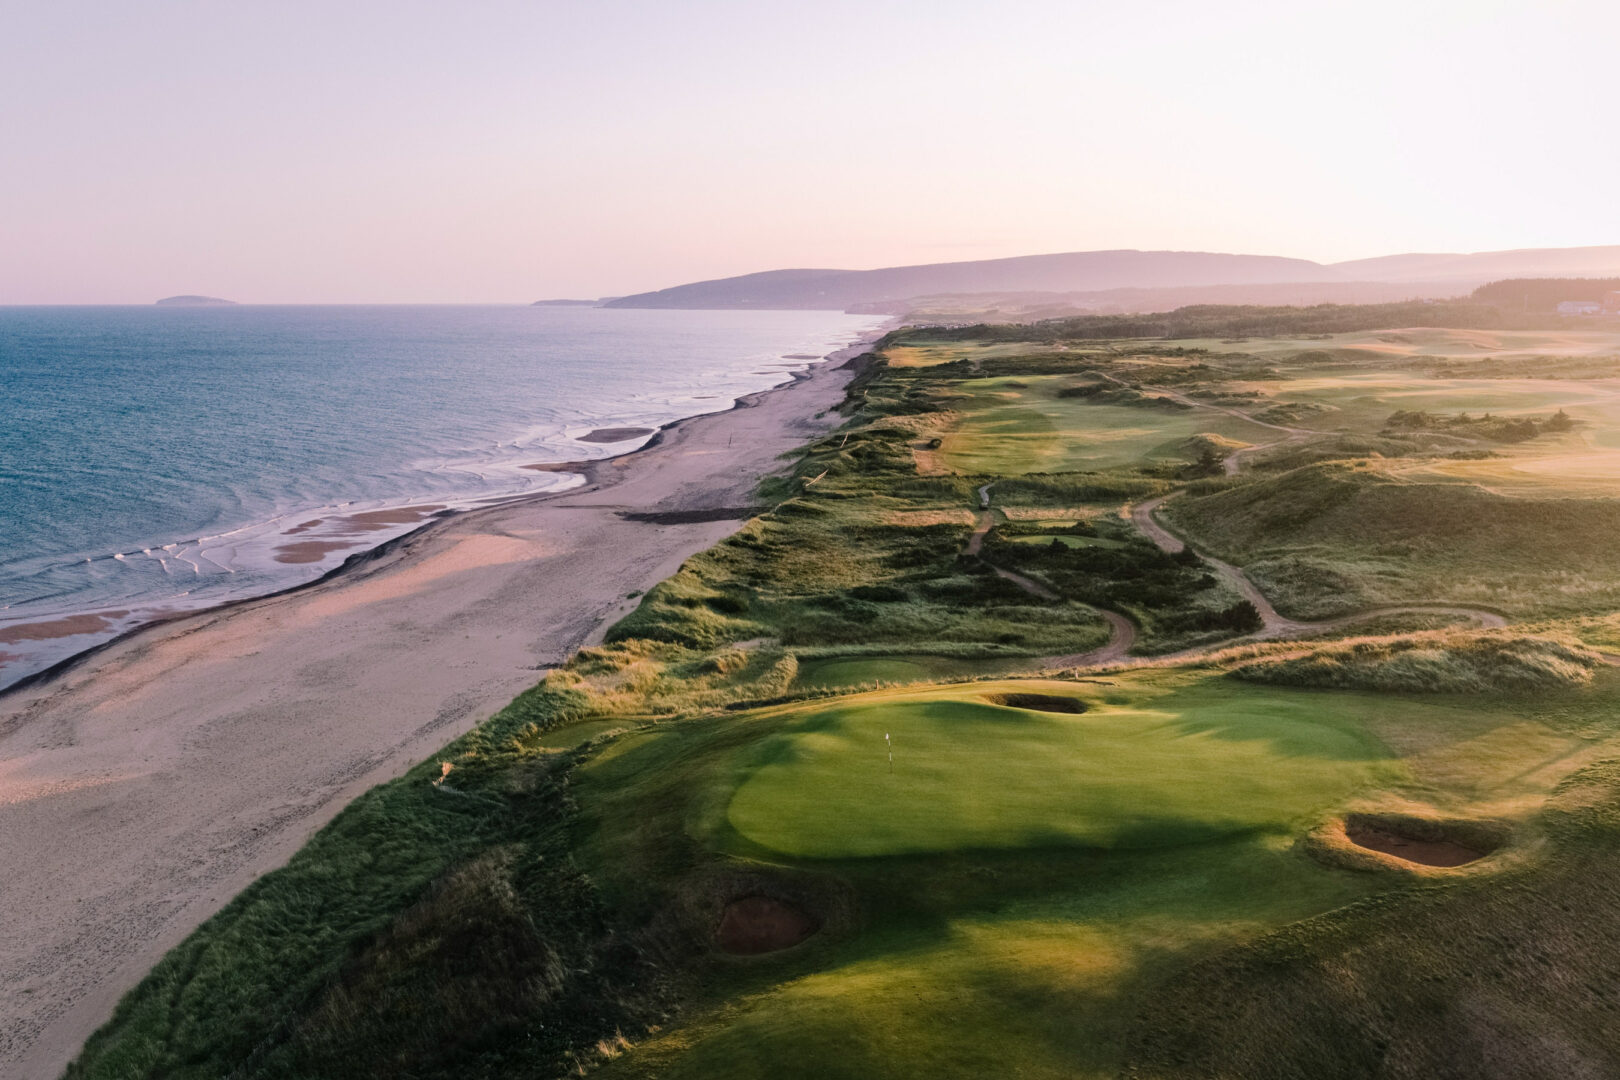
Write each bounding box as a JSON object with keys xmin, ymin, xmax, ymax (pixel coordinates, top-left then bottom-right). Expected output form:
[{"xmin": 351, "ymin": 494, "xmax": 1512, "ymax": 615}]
[{"xmin": 725, "ymin": 685, "xmax": 1396, "ymax": 859}]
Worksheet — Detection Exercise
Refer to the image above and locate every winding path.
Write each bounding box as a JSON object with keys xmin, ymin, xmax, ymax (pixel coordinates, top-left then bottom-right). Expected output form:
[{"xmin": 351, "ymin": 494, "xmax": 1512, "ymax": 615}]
[
  {"xmin": 1130, "ymin": 491, "xmax": 1507, "ymax": 641},
  {"xmin": 964, "ymin": 383, "xmax": 1512, "ymax": 672},
  {"xmin": 968, "ymin": 482, "xmax": 1137, "ymax": 663}
]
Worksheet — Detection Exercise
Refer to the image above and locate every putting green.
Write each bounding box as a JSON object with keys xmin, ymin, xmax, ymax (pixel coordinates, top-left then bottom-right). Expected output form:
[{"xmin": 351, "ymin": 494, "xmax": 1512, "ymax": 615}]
[{"xmin": 724, "ymin": 683, "xmax": 1396, "ymax": 859}]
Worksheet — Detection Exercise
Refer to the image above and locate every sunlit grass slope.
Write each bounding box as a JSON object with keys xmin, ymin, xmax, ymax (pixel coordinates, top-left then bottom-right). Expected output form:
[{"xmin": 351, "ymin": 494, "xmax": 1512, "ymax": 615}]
[
  {"xmin": 576, "ymin": 666, "xmax": 1620, "ymax": 1080},
  {"xmin": 1122, "ymin": 758, "xmax": 1620, "ymax": 1079}
]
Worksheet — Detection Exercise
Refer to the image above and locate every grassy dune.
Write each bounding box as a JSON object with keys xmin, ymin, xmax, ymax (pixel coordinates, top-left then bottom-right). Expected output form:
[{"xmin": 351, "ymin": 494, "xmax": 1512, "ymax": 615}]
[
  {"xmin": 1168, "ymin": 462, "xmax": 1620, "ymax": 617},
  {"xmin": 1231, "ymin": 632, "xmax": 1605, "ymax": 693}
]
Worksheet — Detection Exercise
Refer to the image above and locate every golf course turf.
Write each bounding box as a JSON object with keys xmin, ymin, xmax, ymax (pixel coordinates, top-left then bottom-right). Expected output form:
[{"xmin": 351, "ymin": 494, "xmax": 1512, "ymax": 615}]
[
  {"xmin": 718, "ymin": 681, "xmax": 1393, "ymax": 859},
  {"xmin": 65, "ymin": 311, "xmax": 1620, "ymax": 1079}
]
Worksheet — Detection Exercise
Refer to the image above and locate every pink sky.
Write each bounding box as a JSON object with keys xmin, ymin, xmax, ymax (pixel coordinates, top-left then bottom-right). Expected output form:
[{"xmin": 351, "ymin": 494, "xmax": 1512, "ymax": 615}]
[{"xmin": 3, "ymin": 0, "xmax": 1617, "ymax": 304}]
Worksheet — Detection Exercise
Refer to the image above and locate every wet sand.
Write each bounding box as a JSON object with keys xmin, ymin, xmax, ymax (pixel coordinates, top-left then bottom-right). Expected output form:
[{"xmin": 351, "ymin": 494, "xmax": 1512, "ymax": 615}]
[
  {"xmin": 270, "ymin": 505, "xmax": 448, "ymax": 563},
  {"xmin": 0, "ymin": 611, "xmax": 132, "ymax": 646},
  {"xmin": 0, "ymin": 340, "xmax": 873, "ymax": 1078},
  {"xmin": 577, "ymin": 426, "xmax": 656, "ymax": 443}
]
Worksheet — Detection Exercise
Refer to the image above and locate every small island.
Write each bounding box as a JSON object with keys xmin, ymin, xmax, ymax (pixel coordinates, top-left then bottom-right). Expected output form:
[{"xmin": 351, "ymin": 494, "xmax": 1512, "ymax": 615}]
[{"xmin": 154, "ymin": 295, "xmax": 237, "ymax": 307}]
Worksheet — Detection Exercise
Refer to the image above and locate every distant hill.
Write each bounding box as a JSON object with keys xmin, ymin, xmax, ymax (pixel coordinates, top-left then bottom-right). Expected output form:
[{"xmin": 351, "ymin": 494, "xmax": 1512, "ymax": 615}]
[
  {"xmin": 155, "ymin": 295, "xmax": 237, "ymax": 306},
  {"xmin": 604, "ymin": 251, "xmax": 1342, "ymax": 310},
  {"xmin": 601, "ymin": 244, "xmax": 1620, "ymax": 312},
  {"xmin": 530, "ymin": 298, "xmax": 603, "ymax": 307},
  {"xmin": 1331, "ymin": 245, "xmax": 1620, "ymax": 284}
]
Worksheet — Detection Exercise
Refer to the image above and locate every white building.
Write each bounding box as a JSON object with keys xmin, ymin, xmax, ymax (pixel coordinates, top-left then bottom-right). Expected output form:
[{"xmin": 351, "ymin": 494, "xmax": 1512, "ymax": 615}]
[{"xmin": 1558, "ymin": 300, "xmax": 1603, "ymax": 316}]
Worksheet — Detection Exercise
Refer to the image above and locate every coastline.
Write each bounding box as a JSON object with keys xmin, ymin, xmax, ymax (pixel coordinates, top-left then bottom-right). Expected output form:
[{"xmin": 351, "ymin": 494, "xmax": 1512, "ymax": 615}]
[
  {"xmin": 0, "ymin": 339, "xmax": 864, "ymax": 695},
  {"xmin": 0, "ymin": 308, "xmax": 880, "ymax": 694},
  {"xmin": 0, "ymin": 329, "xmax": 884, "ymax": 1079}
]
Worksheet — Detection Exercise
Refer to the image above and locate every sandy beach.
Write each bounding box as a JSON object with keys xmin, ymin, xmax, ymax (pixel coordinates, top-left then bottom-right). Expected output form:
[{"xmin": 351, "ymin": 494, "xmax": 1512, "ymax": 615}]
[{"xmin": 0, "ymin": 341, "xmax": 872, "ymax": 1079}]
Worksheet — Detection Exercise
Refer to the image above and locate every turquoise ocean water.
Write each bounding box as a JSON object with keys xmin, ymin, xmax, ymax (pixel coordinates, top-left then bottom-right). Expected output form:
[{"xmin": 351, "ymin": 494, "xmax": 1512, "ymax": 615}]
[{"xmin": 0, "ymin": 305, "xmax": 882, "ymax": 685}]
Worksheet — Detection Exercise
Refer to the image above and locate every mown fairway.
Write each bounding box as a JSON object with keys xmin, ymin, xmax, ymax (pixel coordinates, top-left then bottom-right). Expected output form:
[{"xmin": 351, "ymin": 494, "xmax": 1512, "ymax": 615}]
[{"xmin": 934, "ymin": 374, "xmax": 1271, "ymax": 474}]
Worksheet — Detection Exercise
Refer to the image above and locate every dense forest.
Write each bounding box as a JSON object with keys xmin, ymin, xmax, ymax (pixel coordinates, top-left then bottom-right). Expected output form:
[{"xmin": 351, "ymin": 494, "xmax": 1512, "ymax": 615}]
[
  {"xmin": 1472, "ymin": 277, "xmax": 1620, "ymax": 310},
  {"xmin": 904, "ymin": 301, "xmax": 1573, "ymax": 343}
]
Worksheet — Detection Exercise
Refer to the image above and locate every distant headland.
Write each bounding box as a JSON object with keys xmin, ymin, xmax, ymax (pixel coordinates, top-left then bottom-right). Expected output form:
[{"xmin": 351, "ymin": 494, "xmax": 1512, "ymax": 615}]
[
  {"xmin": 155, "ymin": 295, "xmax": 237, "ymax": 306},
  {"xmin": 530, "ymin": 298, "xmax": 609, "ymax": 307}
]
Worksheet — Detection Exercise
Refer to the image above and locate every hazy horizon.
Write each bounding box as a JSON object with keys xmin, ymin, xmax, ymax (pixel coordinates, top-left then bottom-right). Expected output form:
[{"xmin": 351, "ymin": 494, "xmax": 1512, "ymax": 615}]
[{"xmin": 5, "ymin": 1, "xmax": 1617, "ymax": 304}]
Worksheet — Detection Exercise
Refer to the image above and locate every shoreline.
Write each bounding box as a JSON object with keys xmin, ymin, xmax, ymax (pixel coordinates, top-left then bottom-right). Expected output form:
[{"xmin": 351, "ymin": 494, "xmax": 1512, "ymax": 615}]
[
  {"xmin": 0, "ymin": 328, "xmax": 886, "ymax": 1079},
  {"xmin": 0, "ymin": 341, "xmax": 870, "ymax": 697}
]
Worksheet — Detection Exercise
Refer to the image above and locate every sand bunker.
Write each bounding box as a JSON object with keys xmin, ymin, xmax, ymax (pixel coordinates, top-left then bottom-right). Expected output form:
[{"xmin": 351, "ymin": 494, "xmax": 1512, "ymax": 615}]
[
  {"xmin": 715, "ymin": 896, "xmax": 819, "ymax": 955},
  {"xmin": 1344, "ymin": 814, "xmax": 1494, "ymax": 868},
  {"xmin": 985, "ymin": 692, "xmax": 1088, "ymax": 714}
]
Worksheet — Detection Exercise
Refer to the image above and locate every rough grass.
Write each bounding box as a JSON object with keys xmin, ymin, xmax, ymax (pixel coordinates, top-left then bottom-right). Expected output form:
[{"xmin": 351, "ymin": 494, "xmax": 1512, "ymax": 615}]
[
  {"xmin": 1168, "ymin": 461, "xmax": 1620, "ymax": 617},
  {"xmin": 65, "ymin": 685, "xmax": 670, "ymax": 1080},
  {"xmin": 603, "ymin": 378, "xmax": 1114, "ymax": 659},
  {"xmin": 1231, "ymin": 632, "xmax": 1606, "ymax": 694},
  {"xmin": 1120, "ymin": 760, "xmax": 1620, "ymax": 1080}
]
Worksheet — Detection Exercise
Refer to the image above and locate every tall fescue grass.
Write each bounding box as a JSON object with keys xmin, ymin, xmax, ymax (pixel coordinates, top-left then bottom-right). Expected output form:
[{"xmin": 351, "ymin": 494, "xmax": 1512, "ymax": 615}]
[{"xmin": 1231, "ymin": 631, "xmax": 1603, "ymax": 693}]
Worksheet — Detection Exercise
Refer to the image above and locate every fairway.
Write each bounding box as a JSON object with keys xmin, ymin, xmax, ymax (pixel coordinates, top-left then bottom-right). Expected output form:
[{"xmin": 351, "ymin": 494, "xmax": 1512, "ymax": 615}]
[
  {"xmin": 724, "ymin": 681, "xmax": 1396, "ymax": 859},
  {"xmin": 1175, "ymin": 328, "xmax": 1620, "ymax": 362},
  {"xmin": 933, "ymin": 375, "xmax": 1271, "ymax": 474},
  {"xmin": 1249, "ymin": 370, "xmax": 1617, "ymax": 433},
  {"xmin": 1220, "ymin": 365, "xmax": 1620, "ymax": 496}
]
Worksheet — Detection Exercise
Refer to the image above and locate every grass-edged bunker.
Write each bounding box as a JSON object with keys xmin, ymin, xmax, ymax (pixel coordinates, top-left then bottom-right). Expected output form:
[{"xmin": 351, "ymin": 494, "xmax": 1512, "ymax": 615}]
[
  {"xmin": 1341, "ymin": 811, "xmax": 1506, "ymax": 868},
  {"xmin": 715, "ymin": 896, "xmax": 821, "ymax": 955},
  {"xmin": 982, "ymin": 691, "xmax": 1088, "ymax": 713}
]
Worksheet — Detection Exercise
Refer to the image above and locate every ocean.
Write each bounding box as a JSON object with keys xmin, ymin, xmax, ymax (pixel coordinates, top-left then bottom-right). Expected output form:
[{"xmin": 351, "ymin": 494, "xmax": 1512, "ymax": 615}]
[{"xmin": 0, "ymin": 304, "xmax": 883, "ymax": 686}]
